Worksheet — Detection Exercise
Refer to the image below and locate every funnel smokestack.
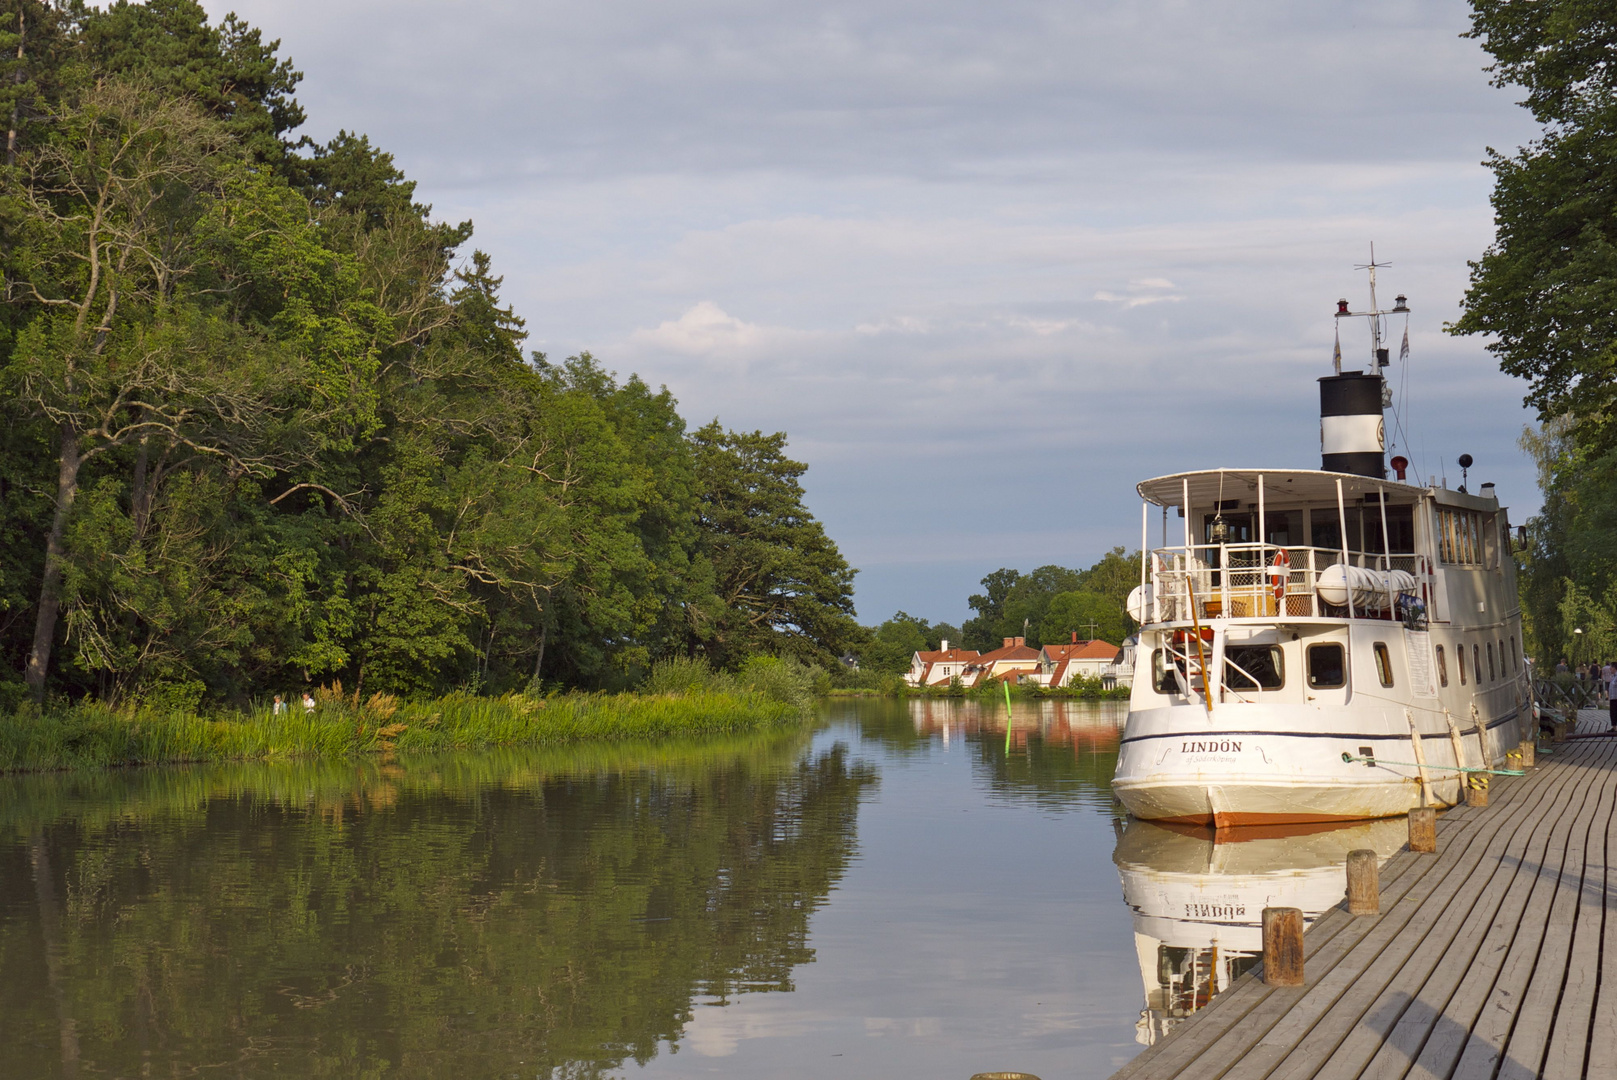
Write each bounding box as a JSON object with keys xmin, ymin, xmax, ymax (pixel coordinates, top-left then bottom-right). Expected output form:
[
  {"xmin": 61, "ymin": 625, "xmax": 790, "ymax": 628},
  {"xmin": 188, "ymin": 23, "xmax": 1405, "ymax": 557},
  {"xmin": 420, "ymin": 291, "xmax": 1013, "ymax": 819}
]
[{"xmin": 1319, "ymin": 373, "xmax": 1385, "ymax": 478}]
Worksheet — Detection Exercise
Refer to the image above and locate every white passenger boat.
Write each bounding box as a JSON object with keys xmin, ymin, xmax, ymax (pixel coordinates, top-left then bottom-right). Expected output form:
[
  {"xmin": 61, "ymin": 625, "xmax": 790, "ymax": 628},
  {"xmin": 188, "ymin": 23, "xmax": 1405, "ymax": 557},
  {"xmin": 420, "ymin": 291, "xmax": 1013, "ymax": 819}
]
[{"xmin": 1111, "ymin": 265, "xmax": 1533, "ymax": 826}]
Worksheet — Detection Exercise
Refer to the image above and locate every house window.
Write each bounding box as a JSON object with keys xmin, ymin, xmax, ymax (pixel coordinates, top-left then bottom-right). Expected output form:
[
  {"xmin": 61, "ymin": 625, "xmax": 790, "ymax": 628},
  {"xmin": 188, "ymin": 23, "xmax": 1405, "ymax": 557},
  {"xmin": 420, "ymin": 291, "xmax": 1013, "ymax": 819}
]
[
  {"xmin": 1225, "ymin": 645, "xmax": 1284, "ymax": 690},
  {"xmin": 1307, "ymin": 643, "xmax": 1345, "ymax": 689},
  {"xmin": 1436, "ymin": 645, "xmax": 1448, "ymax": 687},
  {"xmin": 1373, "ymin": 642, "xmax": 1394, "ymax": 687}
]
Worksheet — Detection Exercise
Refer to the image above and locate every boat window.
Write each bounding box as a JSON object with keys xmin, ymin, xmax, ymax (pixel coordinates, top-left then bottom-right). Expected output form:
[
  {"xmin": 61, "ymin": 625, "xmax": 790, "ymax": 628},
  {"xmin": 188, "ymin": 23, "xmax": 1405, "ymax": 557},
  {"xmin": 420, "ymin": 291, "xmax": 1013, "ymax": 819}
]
[
  {"xmin": 1458, "ymin": 645, "xmax": 1467, "ymax": 685},
  {"xmin": 1374, "ymin": 642, "xmax": 1394, "ymax": 687},
  {"xmin": 1474, "ymin": 645, "xmax": 1483, "ymax": 684},
  {"xmin": 1487, "ymin": 642, "xmax": 1496, "ymax": 682},
  {"xmin": 1509, "ymin": 636, "xmax": 1518, "ymax": 674},
  {"xmin": 1439, "ymin": 508, "xmax": 1488, "ymax": 566},
  {"xmin": 1362, "ymin": 504, "xmax": 1416, "ymax": 554},
  {"xmin": 1264, "ymin": 510, "xmax": 1295, "ymax": 547},
  {"xmin": 1225, "ymin": 645, "xmax": 1284, "ymax": 691},
  {"xmin": 1152, "ymin": 649, "xmax": 1184, "ymax": 695},
  {"xmin": 1436, "ymin": 645, "xmax": 1448, "ymax": 687},
  {"xmin": 1306, "ymin": 643, "xmax": 1345, "ymax": 689},
  {"xmin": 1310, "ymin": 509, "xmax": 1343, "ymax": 552}
]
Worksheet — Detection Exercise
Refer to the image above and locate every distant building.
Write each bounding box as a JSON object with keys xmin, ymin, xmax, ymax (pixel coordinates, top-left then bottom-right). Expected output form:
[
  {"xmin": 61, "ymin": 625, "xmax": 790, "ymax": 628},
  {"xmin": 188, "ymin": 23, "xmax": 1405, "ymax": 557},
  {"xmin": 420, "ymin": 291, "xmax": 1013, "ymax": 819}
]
[
  {"xmin": 905, "ymin": 641, "xmax": 982, "ymax": 687},
  {"xmin": 1036, "ymin": 636, "xmax": 1121, "ymax": 687},
  {"xmin": 960, "ymin": 637, "xmax": 1042, "ymax": 687}
]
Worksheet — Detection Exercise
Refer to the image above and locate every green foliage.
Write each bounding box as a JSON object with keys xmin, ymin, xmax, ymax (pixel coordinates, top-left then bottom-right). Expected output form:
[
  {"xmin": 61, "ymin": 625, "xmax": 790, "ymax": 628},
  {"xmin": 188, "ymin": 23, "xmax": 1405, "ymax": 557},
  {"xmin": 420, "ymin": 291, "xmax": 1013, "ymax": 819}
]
[
  {"xmin": 1456, "ymin": 3, "xmax": 1617, "ymax": 666},
  {"xmin": 860, "ymin": 610, "xmax": 960, "ymax": 674},
  {"xmin": 961, "ymin": 548, "xmax": 1138, "ymax": 651},
  {"xmin": 689, "ymin": 423, "xmax": 860, "ymax": 667},
  {"xmin": 0, "ymin": 4, "xmax": 861, "ymax": 707},
  {"xmin": 1515, "ymin": 420, "xmax": 1617, "ymax": 665},
  {"xmin": 1455, "ymin": 1, "xmax": 1617, "ymax": 455},
  {"xmin": 640, "ymin": 654, "xmax": 828, "ymax": 713}
]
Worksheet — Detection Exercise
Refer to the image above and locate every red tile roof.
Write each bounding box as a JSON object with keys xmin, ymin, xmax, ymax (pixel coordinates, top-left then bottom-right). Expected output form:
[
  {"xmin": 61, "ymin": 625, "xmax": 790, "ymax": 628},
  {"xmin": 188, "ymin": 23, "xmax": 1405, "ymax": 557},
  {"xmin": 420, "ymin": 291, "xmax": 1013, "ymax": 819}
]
[
  {"xmin": 914, "ymin": 647, "xmax": 981, "ymax": 663},
  {"xmin": 973, "ymin": 643, "xmax": 1041, "ymax": 664},
  {"xmin": 1040, "ymin": 639, "xmax": 1119, "ymax": 662}
]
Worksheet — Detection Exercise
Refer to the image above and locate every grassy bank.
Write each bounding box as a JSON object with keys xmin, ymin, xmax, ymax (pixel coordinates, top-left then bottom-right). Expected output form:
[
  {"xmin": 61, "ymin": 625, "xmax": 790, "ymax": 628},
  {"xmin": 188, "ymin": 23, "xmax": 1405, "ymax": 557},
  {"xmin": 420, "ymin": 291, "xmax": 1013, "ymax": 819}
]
[
  {"xmin": 0, "ymin": 655, "xmax": 830, "ymax": 774},
  {"xmin": 0, "ymin": 685, "xmax": 805, "ymax": 774}
]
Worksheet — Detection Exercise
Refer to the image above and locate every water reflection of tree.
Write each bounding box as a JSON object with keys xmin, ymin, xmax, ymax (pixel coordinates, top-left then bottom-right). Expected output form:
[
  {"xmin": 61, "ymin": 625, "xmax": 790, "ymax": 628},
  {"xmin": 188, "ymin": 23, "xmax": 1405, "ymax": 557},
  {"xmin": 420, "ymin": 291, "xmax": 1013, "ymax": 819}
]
[
  {"xmin": 917, "ymin": 699, "xmax": 1125, "ymax": 812},
  {"xmin": 837, "ymin": 697, "xmax": 1124, "ymax": 810},
  {"xmin": 0, "ymin": 736, "xmax": 877, "ymax": 1078}
]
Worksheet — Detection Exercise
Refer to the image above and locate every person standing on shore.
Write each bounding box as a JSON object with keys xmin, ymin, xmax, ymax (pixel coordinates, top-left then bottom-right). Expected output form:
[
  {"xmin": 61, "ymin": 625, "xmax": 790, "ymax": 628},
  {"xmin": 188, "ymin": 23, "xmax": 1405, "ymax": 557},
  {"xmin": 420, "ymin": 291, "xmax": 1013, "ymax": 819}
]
[
  {"xmin": 272, "ymin": 695, "xmax": 286, "ymax": 715},
  {"xmin": 1606, "ymin": 661, "xmax": 1617, "ymax": 730},
  {"xmin": 303, "ymin": 691, "xmax": 316, "ymax": 715}
]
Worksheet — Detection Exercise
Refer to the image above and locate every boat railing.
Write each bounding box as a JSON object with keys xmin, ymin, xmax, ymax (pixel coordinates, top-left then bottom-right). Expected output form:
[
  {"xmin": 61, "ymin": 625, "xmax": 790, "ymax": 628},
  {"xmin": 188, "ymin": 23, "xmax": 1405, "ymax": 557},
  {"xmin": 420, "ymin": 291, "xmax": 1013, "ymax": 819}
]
[{"xmin": 1147, "ymin": 543, "xmax": 1432, "ymax": 624}]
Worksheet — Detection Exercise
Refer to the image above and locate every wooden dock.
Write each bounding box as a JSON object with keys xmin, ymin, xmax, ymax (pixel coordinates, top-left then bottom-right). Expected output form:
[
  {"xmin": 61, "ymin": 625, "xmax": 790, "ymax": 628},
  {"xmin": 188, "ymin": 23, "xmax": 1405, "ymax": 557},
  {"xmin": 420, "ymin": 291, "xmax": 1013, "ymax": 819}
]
[{"xmin": 1111, "ymin": 709, "xmax": 1617, "ymax": 1080}]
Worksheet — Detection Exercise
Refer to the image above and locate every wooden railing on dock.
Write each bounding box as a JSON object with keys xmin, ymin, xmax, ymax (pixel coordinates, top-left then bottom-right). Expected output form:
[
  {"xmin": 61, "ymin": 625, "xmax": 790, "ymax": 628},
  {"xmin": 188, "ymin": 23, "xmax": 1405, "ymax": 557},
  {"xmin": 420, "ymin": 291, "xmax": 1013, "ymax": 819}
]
[{"xmin": 1109, "ymin": 708, "xmax": 1617, "ymax": 1080}]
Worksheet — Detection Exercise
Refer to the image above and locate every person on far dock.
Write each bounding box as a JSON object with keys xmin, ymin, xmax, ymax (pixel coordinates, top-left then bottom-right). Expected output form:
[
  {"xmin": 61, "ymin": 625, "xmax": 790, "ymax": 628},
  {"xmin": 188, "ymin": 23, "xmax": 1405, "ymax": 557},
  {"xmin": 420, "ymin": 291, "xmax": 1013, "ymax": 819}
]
[
  {"xmin": 1607, "ymin": 661, "xmax": 1617, "ymax": 730},
  {"xmin": 1557, "ymin": 657, "xmax": 1570, "ymax": 675}
]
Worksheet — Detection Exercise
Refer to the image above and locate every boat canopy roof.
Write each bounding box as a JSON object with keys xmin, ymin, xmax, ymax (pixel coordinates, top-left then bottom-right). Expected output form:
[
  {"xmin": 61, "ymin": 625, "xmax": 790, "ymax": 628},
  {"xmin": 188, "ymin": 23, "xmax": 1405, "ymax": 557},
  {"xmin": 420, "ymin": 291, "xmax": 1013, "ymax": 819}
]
[{"xmin": 1136, "ymin": 469, "xmax": 1428, "ymax": 508}]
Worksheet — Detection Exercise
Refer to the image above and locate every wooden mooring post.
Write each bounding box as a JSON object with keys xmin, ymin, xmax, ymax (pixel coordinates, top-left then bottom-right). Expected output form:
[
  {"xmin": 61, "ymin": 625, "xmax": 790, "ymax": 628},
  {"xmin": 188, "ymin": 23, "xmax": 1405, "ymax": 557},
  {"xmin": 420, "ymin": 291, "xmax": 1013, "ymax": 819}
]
[
  {"xmin": 1345, "ymin": 849, "xmax": 1379, "ymax": 915},
  {"xmin": 1518, "ymin": 738, "xmax": 1536, "ymax": 768},
  {"xmin": 1408, "ymin": 806, "xmax": 1437, "ymax": 853},
  {"xmin": 1261, "ymin": 907, "xmax": 1305, "ymax": 987},
  {"xmin": 1465, "ymin": 773, "xmax": 1489, "ymax": 807}
]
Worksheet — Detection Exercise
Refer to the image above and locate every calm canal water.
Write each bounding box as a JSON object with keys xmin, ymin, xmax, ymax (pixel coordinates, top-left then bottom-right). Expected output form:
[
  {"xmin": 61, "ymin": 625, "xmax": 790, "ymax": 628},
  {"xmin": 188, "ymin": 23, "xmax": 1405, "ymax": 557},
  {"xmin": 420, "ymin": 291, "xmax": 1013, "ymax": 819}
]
[{"xmin": 0, "ymin": 698, "xmax": 1388, "ymax": 1079}]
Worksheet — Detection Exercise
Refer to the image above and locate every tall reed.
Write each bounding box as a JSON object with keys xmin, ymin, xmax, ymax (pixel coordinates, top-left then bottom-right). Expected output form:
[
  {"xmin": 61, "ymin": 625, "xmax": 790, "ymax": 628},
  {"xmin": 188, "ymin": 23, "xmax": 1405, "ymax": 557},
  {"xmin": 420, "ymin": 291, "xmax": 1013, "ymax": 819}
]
[{"xmin": 0, "ymin": 687, "xmax": 802, "ymax": 774}]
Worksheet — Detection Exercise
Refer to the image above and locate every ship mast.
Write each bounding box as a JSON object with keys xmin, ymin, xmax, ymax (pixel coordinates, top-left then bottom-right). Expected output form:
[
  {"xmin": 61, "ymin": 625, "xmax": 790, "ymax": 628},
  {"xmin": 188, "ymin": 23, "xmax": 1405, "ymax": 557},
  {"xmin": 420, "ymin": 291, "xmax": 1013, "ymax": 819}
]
[{"xmin": 1334, "ymin": 243, "xmax": 1408, "ymax": 375}]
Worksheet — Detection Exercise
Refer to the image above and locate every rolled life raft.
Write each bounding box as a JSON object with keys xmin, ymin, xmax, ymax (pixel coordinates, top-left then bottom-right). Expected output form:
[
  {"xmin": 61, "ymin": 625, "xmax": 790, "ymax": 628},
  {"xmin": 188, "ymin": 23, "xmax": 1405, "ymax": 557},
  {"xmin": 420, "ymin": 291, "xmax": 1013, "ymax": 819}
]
[{"xmin": 1314, "ymin": 564, "xmax": 1416, "ymax": 610}]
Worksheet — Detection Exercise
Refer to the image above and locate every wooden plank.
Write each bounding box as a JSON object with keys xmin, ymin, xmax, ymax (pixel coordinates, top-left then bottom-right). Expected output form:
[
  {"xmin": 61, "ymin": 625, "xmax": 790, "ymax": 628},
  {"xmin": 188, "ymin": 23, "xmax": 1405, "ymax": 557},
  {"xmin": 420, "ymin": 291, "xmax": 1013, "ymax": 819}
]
[
  {"xmin": 1104, "ymin": 731, "xmax": 1617, "ymax": 1080},
  {"xmin": 1224, "ymin": 764, "xmax": 1574, "ymax": 1080},
  {"xmin": 1531, "ymin": 747, "xmax": 1616, "ymax": 1080},
  {"xmin": 1344, "ymin": 738, "xmax": 1611, "ymax": 1080},
  {"xmin": 1486, "ymin": 750, "xmax": 1611, "ymax": 1080},
  {"xmin": 1275, "ymin": 741, "xmax": 1592, "ymax": 1080},
  {"xmin": 1570, "ymin": 724, "xmax": 1617, "ymax": 1075},
  {"xmin": 1280, "ymin": 738, "xmax": 1602, "ymax": 1080},
  {"xmin": 1407, "ymin": 747, "xmax": 1600, "ymax": 1080},
  {"xmin": 1166, "ymin": 774, "xmax": 1553, "ymax": 1080}
]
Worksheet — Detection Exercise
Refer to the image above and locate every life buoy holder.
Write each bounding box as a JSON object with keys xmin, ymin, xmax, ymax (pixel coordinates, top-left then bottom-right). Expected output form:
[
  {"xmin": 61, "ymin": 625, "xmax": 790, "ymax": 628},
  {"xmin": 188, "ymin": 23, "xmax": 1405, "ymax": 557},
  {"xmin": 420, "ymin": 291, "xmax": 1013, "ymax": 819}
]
[
  {"xmin": 1270, "ymin": 548, "xmax": 1291, "ymax": 602},
  {"xmin": 1171, "ymin": 627, "xmax": 1214, "ymax": 646}
]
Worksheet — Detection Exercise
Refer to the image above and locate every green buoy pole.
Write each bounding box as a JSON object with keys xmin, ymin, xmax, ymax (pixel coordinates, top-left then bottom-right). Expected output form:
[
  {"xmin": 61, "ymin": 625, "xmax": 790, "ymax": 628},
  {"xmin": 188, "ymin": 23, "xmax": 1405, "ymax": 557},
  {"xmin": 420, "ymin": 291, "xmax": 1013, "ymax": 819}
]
[{"xmin": 1004, "ymin": 680, "xmax": 1014, "ymax": 753}]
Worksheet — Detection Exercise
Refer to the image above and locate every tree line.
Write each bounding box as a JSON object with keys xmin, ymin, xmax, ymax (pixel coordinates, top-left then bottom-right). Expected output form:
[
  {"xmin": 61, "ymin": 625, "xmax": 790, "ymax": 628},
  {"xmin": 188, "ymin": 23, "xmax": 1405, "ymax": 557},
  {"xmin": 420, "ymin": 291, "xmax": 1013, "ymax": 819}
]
[
  {"xmin": 860, "ymin": 547, "xmax": 1138, "ymax": 674},
  {"xmin": 0, "ymin": 0, "xmax": 860, "ymax": 708},
  {"xmin": 1453, "ymin": 1, "xmax": 1617, "ymax": 668}
]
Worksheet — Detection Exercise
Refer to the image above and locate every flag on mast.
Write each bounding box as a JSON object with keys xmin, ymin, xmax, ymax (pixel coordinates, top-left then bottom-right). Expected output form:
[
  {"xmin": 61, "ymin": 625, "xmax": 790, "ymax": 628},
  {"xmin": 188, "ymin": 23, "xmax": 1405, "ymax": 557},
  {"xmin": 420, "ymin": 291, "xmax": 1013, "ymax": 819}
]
[
  {"xmin": 1399, "ymin": 320, "xmax": 1410, "ymax": 363},
  {"xmin": 1332, "ymin": 324, "xmax": 1342, "ymax": 374}
]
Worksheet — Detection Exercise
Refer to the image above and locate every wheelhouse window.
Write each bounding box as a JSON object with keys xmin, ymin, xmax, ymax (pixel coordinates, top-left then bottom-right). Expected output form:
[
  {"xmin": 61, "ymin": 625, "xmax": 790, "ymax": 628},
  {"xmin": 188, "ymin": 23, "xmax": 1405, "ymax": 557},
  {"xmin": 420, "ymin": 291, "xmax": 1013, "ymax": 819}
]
[
  {"xmin": 1487, "ymin": 642, "xmax": 1496, "ymax": 682},
  {"xmin": 1436, "ymin": 645, "xmax": 1448, "ymax": 687},
  {"xmin": 1474, "ymin": 645, "xmax": 1483, "ymax": 684},
  {"xmin": 1307, "ymin": 643, "xmax": 1345, "ymax": 689},
  {"xmin": 1458, "ymin": 646, "xmax": 1467, "ymax": 686},
  {"xmin": 1373, "ymin": 642, "xmax": 1394, "ymax": 687},
  {"xmin": 1438, "ymin": 508, "xmax": 1500, "ymax": 568},
  {"xmin": 1509, "ymin": 636, "xmax": 1518, "ymax": 674},
  {"xmin": 1225, "ymin": 645, "xmax": 1284, "ymax": 691}
]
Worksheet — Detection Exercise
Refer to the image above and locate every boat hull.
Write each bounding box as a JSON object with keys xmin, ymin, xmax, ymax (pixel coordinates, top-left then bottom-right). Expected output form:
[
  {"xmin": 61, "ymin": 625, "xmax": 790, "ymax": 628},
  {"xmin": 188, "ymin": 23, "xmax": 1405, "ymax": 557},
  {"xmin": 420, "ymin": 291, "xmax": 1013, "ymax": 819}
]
[{"xmin": 1111, "ymin": 703, "xmax": 1525, "ymax": 826}]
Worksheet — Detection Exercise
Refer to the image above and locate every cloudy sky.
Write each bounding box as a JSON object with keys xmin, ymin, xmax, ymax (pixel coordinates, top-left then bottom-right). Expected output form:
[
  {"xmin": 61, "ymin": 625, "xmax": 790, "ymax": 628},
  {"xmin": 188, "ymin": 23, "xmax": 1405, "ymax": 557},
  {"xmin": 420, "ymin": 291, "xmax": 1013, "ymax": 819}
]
[{"xmin": 204, "ymin": 0, "xmax": 1544, "ymax": 627}]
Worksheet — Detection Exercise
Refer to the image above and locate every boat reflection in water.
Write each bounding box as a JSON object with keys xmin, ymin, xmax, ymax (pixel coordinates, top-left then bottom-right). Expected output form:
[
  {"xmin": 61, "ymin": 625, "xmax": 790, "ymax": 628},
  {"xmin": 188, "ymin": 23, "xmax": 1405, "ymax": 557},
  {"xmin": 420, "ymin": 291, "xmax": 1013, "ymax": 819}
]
[{"xmin": 1113, "ymin": 816, "xmax": 1406, "ymax": 1046}]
